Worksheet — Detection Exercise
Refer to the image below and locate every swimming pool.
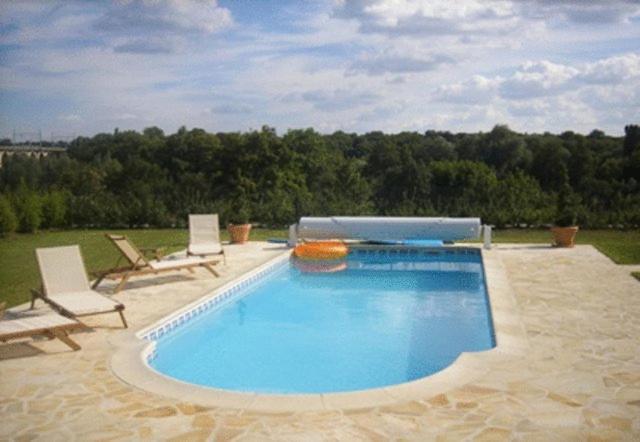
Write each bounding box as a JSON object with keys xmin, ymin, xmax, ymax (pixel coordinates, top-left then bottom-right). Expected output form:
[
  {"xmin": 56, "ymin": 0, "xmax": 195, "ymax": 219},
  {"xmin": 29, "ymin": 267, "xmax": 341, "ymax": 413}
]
[{"xmin": 148, "ymin": 248, "xmax": 495, "ymax": 394}]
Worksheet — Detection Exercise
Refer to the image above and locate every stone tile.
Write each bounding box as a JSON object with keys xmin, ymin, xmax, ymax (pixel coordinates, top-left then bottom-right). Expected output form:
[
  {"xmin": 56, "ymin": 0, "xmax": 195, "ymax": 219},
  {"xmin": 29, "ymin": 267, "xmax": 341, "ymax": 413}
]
[
  {"xmin": 134, "ymin": 406, "xmax": 178, "ymax": 418},
  {"xmin": 167, "ymin": 429, "xmax": 213, "ymax": 442},
  {"xmin": 192, "ymin": 414, "xmax": 216, "ymax": 429},
  {"xmin": 2, "ymin": 243, "xmax": 640, "ymax": 440},
  {"xmin": 177, "ymin": 402, "xmax": 212, "ymax": 415},
  {"xmin": 473, "ymin": 427, "xmax": 511, "ymax": 441}
]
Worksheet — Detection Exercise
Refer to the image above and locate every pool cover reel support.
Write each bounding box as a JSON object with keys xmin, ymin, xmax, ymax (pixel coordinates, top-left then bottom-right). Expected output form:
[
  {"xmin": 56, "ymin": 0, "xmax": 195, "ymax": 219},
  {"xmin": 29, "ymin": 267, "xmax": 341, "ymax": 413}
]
[
  {"xmin": 483, "ymin": 225, "xmax": 492, "ymax": 250},
  {"xmin": 288, "ymin": 223, "xmax": 298, "ymax": 248}
]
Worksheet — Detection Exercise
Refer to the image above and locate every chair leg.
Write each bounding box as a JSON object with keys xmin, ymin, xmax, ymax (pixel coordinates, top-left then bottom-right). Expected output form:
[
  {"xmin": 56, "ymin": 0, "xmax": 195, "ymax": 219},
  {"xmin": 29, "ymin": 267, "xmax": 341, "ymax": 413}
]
[
  {"xmin": 51, "ymin": 330, "xmax": 81, "ymax": 351},
  {"xmin": 30, "ymin": 289, "xmax": 41, "ymax": 310},
  {"xmin": 203, "ymin": 264, "xmax": 220, "ymax": 277},
  {"xmin": 117, "ymin": 309, "xmax": 128, "ymax": 329},
  {"xmin": 114, "ymin": 274, "xmax": 131, "ymax": 293},
  {"xmin": 91, "ymin": 274, "xmax": 106, "ymax": 289}
]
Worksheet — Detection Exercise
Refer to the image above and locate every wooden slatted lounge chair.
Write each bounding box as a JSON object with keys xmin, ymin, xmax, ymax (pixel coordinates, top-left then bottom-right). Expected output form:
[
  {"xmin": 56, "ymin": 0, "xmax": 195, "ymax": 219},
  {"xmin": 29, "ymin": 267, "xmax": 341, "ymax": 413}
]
[
  {"xmin": 1, "ymin": 303, "xmax": 84, "ymax": 351},
  {"xmin": 187, "ymin": 214, "xmax": 226, "ymax": 264},
  {"xmin": 32, "ymin": 245, "xmax": 128, "ymax": 328},
  {"xmin": 93, "ymin": 234, "xmax": 221, "ymax": 293}
]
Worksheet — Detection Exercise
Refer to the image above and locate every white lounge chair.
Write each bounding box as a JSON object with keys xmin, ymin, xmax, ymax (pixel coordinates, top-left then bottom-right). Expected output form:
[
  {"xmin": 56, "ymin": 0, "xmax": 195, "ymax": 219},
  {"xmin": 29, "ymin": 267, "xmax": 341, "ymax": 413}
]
[
  {"xmin": 93, "ymin": 234, "xmax": 220, "ymax": 293},
  {"xmin": 32, "ymin": 245, "xmax": 127, "ymax": 328},
  {"xmin": 1, "ymin": 303, "xmax": 83, "ymax": 351},
  {"xmin": 188, "ymin": 214, "xmax": 226, "ymax": 264}
]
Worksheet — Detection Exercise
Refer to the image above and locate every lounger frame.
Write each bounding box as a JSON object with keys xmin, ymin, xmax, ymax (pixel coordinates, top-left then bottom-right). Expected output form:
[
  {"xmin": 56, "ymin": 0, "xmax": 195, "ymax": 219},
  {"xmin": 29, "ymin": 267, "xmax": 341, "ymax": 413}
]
[
  {"xmin": 31, "ymin": 289, "xmax": 128, "ymax": 328},
  {"xmin": 0, "ymin": 310, "xmax": 85, "ymax": 351},
  {"xmin": 31, "ymin": 245, "xmax": 128, "ymax": 328},
  {"xmin": 93, "ymin": 234, "xmax": 220, "ymax": 293}
]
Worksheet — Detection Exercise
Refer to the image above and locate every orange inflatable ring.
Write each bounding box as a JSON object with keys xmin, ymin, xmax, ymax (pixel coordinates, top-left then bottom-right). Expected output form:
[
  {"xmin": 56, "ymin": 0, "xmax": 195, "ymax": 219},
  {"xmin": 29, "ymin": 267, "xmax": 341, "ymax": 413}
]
[
  {"xmin": 292, "ymin": 259, "xmax": 347, "ymax": 273},
  {"xmin": 293, "ymin": 241, "xmax": 349, "ymax": 260}
]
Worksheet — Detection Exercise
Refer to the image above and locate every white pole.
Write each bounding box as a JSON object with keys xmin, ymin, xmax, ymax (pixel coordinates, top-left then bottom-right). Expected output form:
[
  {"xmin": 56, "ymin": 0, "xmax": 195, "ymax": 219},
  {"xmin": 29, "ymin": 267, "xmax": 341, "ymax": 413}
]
[
  {"xmin": 287, "ymin": 223, "xmax": 298, "ymax": 248},
  {"xmin": 483, "ymin": 225, "xmax": 492, "ymax": 250}
]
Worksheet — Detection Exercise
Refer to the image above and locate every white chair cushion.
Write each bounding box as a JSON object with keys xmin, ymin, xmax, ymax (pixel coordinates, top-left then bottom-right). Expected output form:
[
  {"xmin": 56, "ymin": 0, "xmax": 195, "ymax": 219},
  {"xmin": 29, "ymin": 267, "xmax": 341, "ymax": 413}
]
[
  {"xmin": 149, "ymin": 256, "xmax": 213, "ymax": 270},
  {"xmin": 0, "ymin": 313, "xmax": 77, "ymax": 335},
  {"xmin": 188, "ymin": 242, "xmax": 222, "ymax": 256},
  {"xmin": 48, "ymin": 291, "xmax": 122, "ymax": 315}
]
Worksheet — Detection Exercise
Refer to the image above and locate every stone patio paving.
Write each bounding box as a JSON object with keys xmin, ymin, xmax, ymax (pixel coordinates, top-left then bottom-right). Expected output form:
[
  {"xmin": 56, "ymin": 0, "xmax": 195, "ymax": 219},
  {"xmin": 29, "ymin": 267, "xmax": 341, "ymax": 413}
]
[{"xmin": 1, "ymin": 243, "xmax": 639, "ymax": 441}]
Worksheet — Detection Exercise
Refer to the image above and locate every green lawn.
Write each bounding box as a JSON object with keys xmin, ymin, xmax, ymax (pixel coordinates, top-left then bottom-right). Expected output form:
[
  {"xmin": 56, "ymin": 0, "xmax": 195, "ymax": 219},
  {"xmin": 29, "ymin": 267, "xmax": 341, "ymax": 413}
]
[
  {"xmin": 0, "ymin": 228, "xmax": 287, "ymax": 308},
  {"xmin": 632, "ymin": 272, "xmax": 640, "ymax": 282},
  {"xmin": 1, "ymin": 228, "xmax": 637, "ymax": 308}
]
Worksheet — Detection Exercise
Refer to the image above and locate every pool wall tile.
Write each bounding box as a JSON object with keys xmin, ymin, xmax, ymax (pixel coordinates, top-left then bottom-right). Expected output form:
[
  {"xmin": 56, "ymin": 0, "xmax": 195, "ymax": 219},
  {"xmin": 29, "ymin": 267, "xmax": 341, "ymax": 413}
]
[{"xmin": 138, "ymin": 252, "xmax": 291, "ymax": 342}]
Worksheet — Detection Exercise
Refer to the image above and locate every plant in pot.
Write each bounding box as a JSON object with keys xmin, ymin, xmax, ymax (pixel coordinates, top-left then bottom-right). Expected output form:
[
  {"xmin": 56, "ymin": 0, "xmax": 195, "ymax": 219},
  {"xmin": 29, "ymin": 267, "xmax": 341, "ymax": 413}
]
[
  {"xmin": 551, "ymin": 185, "xmax": 580, "ymax": 247},
  {"xmin": 227, "ymin": 198, "xmax": 252, "ymax": 244}
]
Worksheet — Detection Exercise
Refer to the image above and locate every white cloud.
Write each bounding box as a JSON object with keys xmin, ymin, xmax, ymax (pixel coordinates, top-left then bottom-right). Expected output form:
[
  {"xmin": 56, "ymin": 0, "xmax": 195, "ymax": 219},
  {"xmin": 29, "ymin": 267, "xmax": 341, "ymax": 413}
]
[
  {"xmin": 348, "ymin": 52, "xmax": 453, "ymax": 76},
  {"xmin": 579, "ymin": 53, "xmax": 640, "ymax": 84},
  {"xmin": 210, "ymin": 103, "xmax": 253, "ymax": 114},
  {"xmin": 434, "ymin": 54, "xmax": 640, "ymax": 104},
  {"xmin": 1, "ymin": 1, "xmax": 639, "ymax": 137},
  {"xmin": 434, "ymin": 75, "xmax": 498, "ymax": 104},
  {"xmin": 334, "ymin": 0, "xmax": 640, "ymax": 35},
  {"xmin": 113, "ymin": 39, "xmax": 175, "ymax": 54},
  {"xmin": 431, "ymin": 53, "xmax": 640, "ymax": 133},
  {"xmin": 299, "ymin": 89, "xmax": 380, "ymax": 112},
  {"xmin": 514, "ymin": 0, "xmax": 640, "ymax": 24},
  {"xmin": 94, "ymin": 0, "xmax": 232, "ymax": 36},
  {"xmin": 333, "ymin": 0, "xmax": 518, "ymax": 35},
  {"xmin": 499, "ymin": 60, "xmax": 579, "ymax": 99}
]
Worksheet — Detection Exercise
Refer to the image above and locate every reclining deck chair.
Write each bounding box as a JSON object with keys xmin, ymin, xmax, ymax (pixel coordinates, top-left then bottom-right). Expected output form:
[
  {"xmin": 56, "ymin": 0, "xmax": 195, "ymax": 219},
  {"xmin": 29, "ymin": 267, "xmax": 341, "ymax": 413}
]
[
  {"xmin": 1, "ymin": 302, "xmax": 84, "ymax": 351},
  {"xmin": 31, "ymin": 245, "xmax": 127, "ymax": 328},
  {"xmin": 188, "ymin": 214, "xmax": 226, "ymax": 264},
  {"xmin": 94, "ymin": 234, "xmax": 221, "ymax": 293}
]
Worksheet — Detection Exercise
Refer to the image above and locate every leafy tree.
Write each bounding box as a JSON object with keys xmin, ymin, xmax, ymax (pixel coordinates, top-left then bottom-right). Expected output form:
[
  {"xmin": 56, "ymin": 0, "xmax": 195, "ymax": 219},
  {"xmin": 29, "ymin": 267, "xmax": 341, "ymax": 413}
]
[
  {"xmin": 12, "ymin": 183, "xmax": 42, "ymax": 233},
  {"xmin": 529, "ymin": 137, "xmax": 570, "ymax": 191},
  {"xmin": 493, "ymin": 172, "xmax": 551, "ymax": 227},
  {"xmin": 41, "ymin": 191, "xmax": 68, "ymax": 228},
  {"xmin": 0, "ymin": 194, "xmax": 18, "ymax": 235},
  {"xmin": 0, "ymin": 123, "xmax": 636, "ymax": 230},
  {"xmin": 477, "ymin": 125, "xmax": 531, "ymax": 176}
]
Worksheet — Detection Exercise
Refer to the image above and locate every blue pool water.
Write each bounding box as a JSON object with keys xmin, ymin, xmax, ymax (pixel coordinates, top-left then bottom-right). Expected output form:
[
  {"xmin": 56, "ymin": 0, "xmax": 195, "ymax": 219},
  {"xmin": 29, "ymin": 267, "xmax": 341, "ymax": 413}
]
[{"xmin": 150, "ymin": 249, "xmax": 495, "ymax": 394}]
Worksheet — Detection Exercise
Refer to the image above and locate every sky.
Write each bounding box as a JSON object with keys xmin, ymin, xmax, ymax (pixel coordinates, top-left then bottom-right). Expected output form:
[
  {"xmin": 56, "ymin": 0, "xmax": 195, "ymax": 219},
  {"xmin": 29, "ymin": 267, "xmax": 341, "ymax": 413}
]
[{"xmin": 0, "ymin": 0, "xmax": 639, "ymax": 140}]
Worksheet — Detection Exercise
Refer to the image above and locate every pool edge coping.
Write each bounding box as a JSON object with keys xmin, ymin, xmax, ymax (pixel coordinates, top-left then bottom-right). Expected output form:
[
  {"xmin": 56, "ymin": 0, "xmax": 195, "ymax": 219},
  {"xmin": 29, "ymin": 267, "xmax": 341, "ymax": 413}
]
[{"xmin": 110, "ymin": 245, "xmax": 530, "ymax": 413}]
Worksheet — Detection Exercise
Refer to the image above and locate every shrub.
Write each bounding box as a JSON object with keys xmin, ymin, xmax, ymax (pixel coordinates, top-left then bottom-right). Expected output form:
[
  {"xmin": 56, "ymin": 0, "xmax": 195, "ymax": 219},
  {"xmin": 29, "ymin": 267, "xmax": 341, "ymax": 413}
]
[
  {"xmin": 17, "ymin": 195, "xmax": 42, "ymax": 233},
  {"xmin": 0, "ymin": 194, "xmax": 18, "ymax": 235},
  {"xmin": 554, "ymin": 184, "xmax": 582, "ymax": 227},
  {"xmin": 41, "ymin": 191, "xmax": 68, "ymax": 228},
  {"xmin": 13, "ymin": 187, "xmax": 42, "ymax": 233}
]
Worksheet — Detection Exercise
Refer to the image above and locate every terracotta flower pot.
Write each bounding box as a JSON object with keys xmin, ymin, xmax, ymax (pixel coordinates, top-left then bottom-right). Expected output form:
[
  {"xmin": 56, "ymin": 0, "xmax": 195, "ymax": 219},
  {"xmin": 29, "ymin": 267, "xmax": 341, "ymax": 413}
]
[
  {"xmin": 227, "ymin": 223, "xmax": 252, "ymax": 244},
  {"xmin": 551, "ymin": 226, "xmax": 579, "ymax": 248}
]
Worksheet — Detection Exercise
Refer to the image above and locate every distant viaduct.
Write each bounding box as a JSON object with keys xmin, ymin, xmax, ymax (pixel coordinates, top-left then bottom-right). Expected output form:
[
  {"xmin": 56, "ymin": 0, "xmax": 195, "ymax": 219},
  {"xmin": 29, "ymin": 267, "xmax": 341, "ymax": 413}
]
[{"xmin": 0, "ymin": 145, "xmax": 67, "ymax": 167}]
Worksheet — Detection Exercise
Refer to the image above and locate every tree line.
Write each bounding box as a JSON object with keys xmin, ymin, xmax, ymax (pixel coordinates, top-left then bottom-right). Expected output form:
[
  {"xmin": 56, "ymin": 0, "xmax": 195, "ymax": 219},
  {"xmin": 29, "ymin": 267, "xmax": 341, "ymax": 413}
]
[{"xmin": 0, "ymin": 124, "xmax": 639, "ymax": 234}]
